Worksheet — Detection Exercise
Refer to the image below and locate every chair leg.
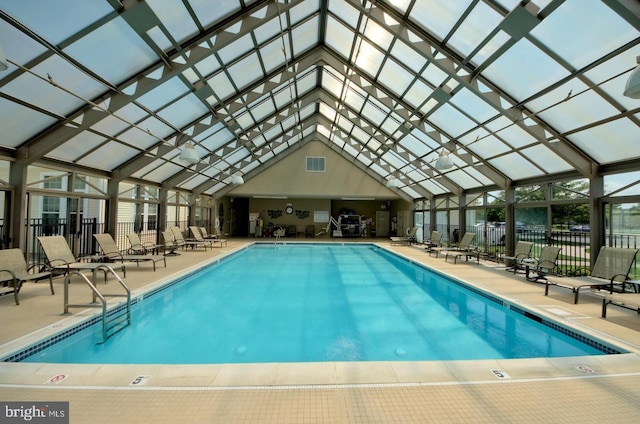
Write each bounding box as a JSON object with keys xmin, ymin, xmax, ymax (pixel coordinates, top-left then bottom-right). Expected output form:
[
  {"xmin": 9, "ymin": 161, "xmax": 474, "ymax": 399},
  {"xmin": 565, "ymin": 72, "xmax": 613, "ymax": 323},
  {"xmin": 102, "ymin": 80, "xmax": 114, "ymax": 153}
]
[{"xmin": 601, "ymin": 299, "xmax": 608, "ymax": 317}]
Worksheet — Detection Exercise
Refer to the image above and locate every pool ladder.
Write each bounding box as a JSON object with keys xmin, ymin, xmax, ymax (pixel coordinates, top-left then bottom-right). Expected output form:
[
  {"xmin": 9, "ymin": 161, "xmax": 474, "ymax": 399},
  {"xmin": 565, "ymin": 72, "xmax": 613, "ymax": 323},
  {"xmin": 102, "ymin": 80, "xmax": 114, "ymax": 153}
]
[{"xmin": 63, "ymin": 265, "xmax": 131, "ymax": 344}]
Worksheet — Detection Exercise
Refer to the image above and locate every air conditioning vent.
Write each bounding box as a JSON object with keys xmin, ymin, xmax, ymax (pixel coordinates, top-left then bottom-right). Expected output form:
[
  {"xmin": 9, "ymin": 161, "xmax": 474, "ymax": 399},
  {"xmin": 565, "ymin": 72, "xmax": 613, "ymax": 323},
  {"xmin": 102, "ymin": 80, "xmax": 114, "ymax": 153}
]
[{"xmin": 306, "ymin": 156, "xmax": 325, "ymax": 172}]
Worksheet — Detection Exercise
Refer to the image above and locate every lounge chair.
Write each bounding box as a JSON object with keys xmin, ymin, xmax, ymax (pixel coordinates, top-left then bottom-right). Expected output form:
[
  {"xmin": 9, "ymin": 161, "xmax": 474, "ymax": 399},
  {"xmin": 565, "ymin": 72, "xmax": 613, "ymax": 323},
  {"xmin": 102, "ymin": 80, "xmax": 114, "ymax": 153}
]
[
  {"xmin": 601, "ymin": 285, "xmax": 640, "ymax": 317},
  {"xmin": 390, "ymin": 227, "xmax": 418, "ymax": 245},
  {"xmin": 544, "ymin": 246, "xmax": 639, "ymax": 304},
  {"xmin": 189, "ymin": 226, "xmax": 227, "ymax": 248},
  {"xmin": 199, "ymin": 227, "xmax": 216, "ymax": 239},
  {"xmin": 430, "ymin": 232, "xmax": 475, "ymax": 260},
  {"xmin": 0, "ymin": 249, "xmax": 54, "ymax": 305},
  {"xmin": 94, "ymin": 233, "xmax": 166, "ymax": 271},
  {"xmin": 126, "ymin": 233, "xmax": 163, "ymax": 255},
  {"xmin": 443, "ymin": 233, "xmax": 479, "ymax": 264},
  {"xmin": 37, "ymin": 235, "xmax": 126, "ymax": 279},
  {"xmin": 519, "ymin": 245, "xmax": 562, "ymax": 282},
  {"xmin": 170, "ymin": 226, "xmax": 209, "ymax": 251},
  {"xmin": 502, "ymin": 241, "xmax": 534, "ymax": 272},
  {"xmin": 423, "ymin": 231, "xmax": 442, "ymax": 254},
  {"xmin": 161, "ymin": 230, "xmax": 180, "ymax": 256}
]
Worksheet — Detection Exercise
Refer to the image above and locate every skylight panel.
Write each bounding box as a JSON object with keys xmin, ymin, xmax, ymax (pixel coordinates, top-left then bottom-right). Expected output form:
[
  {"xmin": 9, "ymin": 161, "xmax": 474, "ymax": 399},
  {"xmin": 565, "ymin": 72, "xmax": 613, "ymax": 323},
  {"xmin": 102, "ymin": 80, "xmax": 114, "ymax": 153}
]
[
  {"xmin": 139, "ymin": 162, "xmax": 183, "ymax": 183},
  {"xmin": 217, "ymin": 33, "xmax": 254, "ymax": 64},
  {"xmin": 1, "ymin": 0, "xmax": 112, "ymax": 45},
  {"xmin": 362, "ymin": 17, "xmax": 393, "ymax": 52},
  {"xmin": 253, "ymin": 16, "xmax": 281, "ymax": 44},
  {"xmin": 48, "ymin": 131, "xmax": 107, "ymax": 162},
  {"xmin": 403, "ymin": 79, "xmax": 434, "ymax": 109},
  {"xmin": 65, "ymin": 17, "xmax": 158, "ymax": 85},
  {"xmin": 535, "ymin": 87, "xmax": 620, "ymax": 134},
  {"xmin": 147, "ymin": 0, "xmax": 199, "ymax": 44},
  {"xmin": 119, "ymin": 124, "xmax": 165, "ymax": 149},
  {"xmin": 399, "ymin": 135, "xmax": 430, "ymax": 158},
  {"xmin": 421, "ymin": 63, "xmax": 448, "ymax": 88},
  {"xmin": 495, "ymin": 123, "xmax": 537, "ymax": 149},
  {"xmin": 390, "ymin": 39, "xmax": 427, "ymax": 74},
  {"xmin": 137, "ymin": 76, "xmax": 190, "ymax": 112},
  {"xmin": 206, "ymin": 72, "xmax": 236, "ymax": 101},
  {"xmin": 1, "ymin": 57, "xmax": 87, "ymax": 117},
  {"xmin": 482, "ymin": 38, "xmax": 570, "ymax": 101},
  {"xmin": 157, "ymin": 93, "xmax": 209, "ymax": 128},
  {"xmin": 450, "ymin": 88, "xmax": 499, "ymax": 124},
  {"xmin": 447, "ymin": 1, "xmax": 501, "ymax": 59},
  {"xmin": 428, "ymin": 103, "xmax": 477, "ymax": 139},
  {"xmin": 530, "ymin": 0, "xmax": 638, "ymax": 70},
  {"xmin": 248, "ymin": 101, "xmax": 275, "ymax": 123},
  {"xmin": 354, "ymin": 38, "xmax": 385, "ymax": 78},
  {"xmin": 519, "ymin": 144, "xmax": 572, "ymax": 174},
  {"xmin": 409, "ymin": 0, "xmax": 472, "ymax": 41},
  {"xmin": 377, "ymin": 58, "xmax": 414, "ymax": 97},
  {"xmin": 325, "ymin": 17, "xmax": 355, "ymax": 60},
  {"xmin": 292, "ymin": 17, "xmax": 319, "ymax": 56},
  {"xmin": 360, "ymin": 101, "xmax": 387, "ymax": 127},
  {"xmin": 194, "ymin": 54, "xmax": 221, "ymax": 77},
  {"xmin": 469, "ymin": 134, "xmax": 510, "ymax": 158},
  {"xmin": 444, "ymin": 169, "xmax": 482, "ymax": 190},
  {"xmin": 569, "ymin": 118, "xmax": 640, "ymax": 165},
  {"xmin": 187, "ymin": 0, "xmax": 240, "ymax": 29},
  {"xmin": 228, "ymin": 53, "xmax": 263, "ymax": 90},
  {"xmin": 77, "ymin": 141, "xmax": 141, "ymax": 171},
  {"xmin": 489, "ymin": 152, "xmax": 542, "ymax": 180},
  {"xmin": 289, "ymin": 0, "xmax": 319, "ymax": 25},
  {"xmin": 259, "ymin": 38, "xmax": 287, "ymax": 74},
  {"xmin": 328, "ymin": 0, "xmax": 360, "ymax": 30},
  {"xmin": 0, "ymin": 99, "xmax": 56, "ymax": 148}
]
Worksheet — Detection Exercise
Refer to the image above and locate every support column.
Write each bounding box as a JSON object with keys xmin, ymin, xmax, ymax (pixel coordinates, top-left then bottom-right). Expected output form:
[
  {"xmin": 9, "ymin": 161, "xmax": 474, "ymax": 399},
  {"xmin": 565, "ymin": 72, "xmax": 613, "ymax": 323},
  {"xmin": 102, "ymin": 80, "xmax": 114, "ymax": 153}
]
[
  {"xmin": 590, "ymin": 175, "xmax": 604, "ymax": 268},
  {"xmin": 9, "ymin": 160, "xmax": 28, "ymax": 250},
  {"xmin": 106, "ymin": 178, "xmax": 119, "ymax": 237},
  {"xmin": 504, "ymin": 186, "xmax": 516, "ymax": 257}
]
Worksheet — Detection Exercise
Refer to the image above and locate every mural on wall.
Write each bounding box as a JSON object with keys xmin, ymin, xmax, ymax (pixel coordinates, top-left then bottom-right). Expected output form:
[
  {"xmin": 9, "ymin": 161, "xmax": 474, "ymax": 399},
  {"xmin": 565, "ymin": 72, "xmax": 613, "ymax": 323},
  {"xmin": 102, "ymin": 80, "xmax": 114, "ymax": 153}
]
[
  {"xmin": 267, "ymin": 209, "xmax": 283, "ymax": 219},
  {"xmin": 295, "ymin": 210, "xmax": 310, "ymax": 219}
]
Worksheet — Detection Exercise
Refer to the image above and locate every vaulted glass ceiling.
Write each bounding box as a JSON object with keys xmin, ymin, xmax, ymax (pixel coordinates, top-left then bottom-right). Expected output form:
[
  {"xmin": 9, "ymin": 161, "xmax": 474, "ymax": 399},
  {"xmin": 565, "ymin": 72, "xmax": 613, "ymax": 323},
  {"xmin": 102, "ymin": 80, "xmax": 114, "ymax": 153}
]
[{"xmin": 1, "ymin": 0, "xmax": 639, "ymax": 200}]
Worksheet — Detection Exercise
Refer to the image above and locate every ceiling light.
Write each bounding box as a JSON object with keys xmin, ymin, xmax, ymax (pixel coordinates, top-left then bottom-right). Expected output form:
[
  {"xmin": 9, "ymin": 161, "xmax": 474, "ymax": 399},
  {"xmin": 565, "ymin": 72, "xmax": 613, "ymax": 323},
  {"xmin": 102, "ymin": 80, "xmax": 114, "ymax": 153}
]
[
  {"xmin": 231, "ymin": 173, "xmax": 245, "ymax": 185},
  {"xmin": 386, "ymin": 177, "xmax": 400, "ymax": 188},
  {"xmin": 623, "ymin": 56, "xmax": 640, "ymax": 99},
  {"xmin": 179, "ymin": 142, "xmax": 199, "ymax": 165},
  {"xmin": 434, "ymin": 150, "xmax": 454, "ymax": 170}
]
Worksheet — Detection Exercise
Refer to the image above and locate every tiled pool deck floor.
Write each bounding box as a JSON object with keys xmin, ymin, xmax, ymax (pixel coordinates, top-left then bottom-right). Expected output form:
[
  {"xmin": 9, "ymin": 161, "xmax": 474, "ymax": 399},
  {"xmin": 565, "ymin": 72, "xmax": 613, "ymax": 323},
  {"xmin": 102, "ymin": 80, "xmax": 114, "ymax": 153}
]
[{"xmin": 1, "ymin": 239, "xmax": 640, "ymax": 423}]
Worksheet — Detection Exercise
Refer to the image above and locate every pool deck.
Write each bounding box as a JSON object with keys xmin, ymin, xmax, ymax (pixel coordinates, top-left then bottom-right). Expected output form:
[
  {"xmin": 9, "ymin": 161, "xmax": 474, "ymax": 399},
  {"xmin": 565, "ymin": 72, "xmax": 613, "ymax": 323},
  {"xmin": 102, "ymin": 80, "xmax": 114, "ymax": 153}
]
[{"xmin": 1, "ymin": 238, "xmax": 640, "ymax": 423}]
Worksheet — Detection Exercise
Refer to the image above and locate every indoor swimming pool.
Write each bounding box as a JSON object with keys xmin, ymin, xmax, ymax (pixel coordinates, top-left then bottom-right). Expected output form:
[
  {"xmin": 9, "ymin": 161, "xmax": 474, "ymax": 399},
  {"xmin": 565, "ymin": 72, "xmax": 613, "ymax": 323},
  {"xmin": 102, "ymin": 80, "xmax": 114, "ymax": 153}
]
[{"xmin": 12, "ymin": 243, "xmax": 622, "ymax": 364}]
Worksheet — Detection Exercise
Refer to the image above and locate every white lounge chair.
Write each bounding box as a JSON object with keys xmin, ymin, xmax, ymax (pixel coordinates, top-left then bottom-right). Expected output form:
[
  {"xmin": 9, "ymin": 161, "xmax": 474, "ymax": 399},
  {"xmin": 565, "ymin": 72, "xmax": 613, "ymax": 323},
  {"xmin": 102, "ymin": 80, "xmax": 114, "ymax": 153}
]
[
  {"xmin": 390, "ymin": 227, "xmax": 418, "ymax": 245},
  {"xmin": 544, "ymin": 246, "xmax": 638, "ymax": 304}
]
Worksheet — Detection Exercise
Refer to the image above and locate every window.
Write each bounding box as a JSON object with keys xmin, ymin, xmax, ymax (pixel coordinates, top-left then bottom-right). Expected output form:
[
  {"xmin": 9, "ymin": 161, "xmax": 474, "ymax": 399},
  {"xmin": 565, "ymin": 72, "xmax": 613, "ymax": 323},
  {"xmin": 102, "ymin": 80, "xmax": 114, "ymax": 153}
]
[{"xmin": 306, "ymin": 156, "xmax": 325, "ymax": 172}]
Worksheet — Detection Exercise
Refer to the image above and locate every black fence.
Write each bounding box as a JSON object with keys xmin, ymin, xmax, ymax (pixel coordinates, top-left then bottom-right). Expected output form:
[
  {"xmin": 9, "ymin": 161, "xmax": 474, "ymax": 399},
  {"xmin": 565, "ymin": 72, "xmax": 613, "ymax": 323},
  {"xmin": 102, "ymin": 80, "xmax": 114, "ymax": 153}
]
[{"xmin": 428, "ymin": 224, "xmax": 640, "ymax": 278}]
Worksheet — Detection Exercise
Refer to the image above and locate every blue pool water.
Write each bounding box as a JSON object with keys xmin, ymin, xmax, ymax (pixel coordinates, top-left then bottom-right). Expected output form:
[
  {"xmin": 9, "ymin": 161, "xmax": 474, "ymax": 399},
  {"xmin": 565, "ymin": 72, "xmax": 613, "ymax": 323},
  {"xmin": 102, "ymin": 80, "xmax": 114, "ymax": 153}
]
[{"xmin": 21, "ymin": 244, "xmax": 611, "ymax": 364}]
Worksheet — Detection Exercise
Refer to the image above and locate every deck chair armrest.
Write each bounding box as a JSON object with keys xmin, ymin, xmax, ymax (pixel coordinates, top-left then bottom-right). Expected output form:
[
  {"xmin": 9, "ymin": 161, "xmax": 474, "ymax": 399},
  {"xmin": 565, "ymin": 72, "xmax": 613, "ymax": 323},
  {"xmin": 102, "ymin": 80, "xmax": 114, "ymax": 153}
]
[
  {"xmin": 104, "ymin": 252, "xmax": 125, "ymax": 261},
  {"xmin": 0, "ymin": 269, "xmax": 18, "ymax": 283}
]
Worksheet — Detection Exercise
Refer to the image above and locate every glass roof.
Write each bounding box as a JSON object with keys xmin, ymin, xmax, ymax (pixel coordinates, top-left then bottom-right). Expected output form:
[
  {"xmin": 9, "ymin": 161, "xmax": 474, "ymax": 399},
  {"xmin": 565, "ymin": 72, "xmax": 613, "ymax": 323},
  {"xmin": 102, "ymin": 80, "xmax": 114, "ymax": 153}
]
[{"xmin": 0, "ymin": 0, "xmax": 639, "ymax": 199}]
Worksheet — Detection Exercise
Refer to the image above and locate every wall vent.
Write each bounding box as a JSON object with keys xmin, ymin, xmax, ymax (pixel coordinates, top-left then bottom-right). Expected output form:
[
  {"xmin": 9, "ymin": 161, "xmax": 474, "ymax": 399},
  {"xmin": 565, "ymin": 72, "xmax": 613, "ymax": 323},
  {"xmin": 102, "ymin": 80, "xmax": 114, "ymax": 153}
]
[{"xmin": 306, "ymin": 156, "xmax": 326, "ymax": 172}]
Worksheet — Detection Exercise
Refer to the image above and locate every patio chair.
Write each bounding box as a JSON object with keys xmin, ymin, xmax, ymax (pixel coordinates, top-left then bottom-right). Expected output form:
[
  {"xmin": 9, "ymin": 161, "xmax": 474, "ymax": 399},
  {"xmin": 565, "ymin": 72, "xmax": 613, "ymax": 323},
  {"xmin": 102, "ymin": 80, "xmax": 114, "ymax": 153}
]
[
  {"xmin": 424, "ymin": 231, "xmax": 442, "ymax": 254},
  {"xmin": 0, "ymin": 249, "xmax": 54, "ymax": 305},
  {"xmin": 94, "ymin": 233, "xmax": 166, "ymax": 271},
  {"xmin": 161, "ymin": 230, "xmax": 180, "ymax": 256},
  {"xmin": 126, "ymin": 233, "xmax": 163, "ymax": 255},
  {"xmin": 430, "ymin": 232, "xmax": 475, "ymax": 260},
  {"xmin": 189, "ymin": 226, "xmax": 227, "ymax": 248},
  {"xmin": 519, "ymin": 245, "xmax": 562, "ymax": 282},
  {"xmin": 170, "ymin": 226, "xmax": 208, "ymax": 251},
  {"xmin": 390, "ymin": 226, "xmax": 418, "ymax": 245},
  {"xmin": 37, "ymin": 235, "xmax": 126, "ymax": 279},
  {"xmin": 199, "ymin": 227, "xmax": 216, "ymax": 239},
  {"xmin": 502, "ymin": 241, "xmax": 534, "ymax": 272},
  {"xmin": 601, "ymin": 284, "xmax": 640, "ymax": 317},
  {"xmin": 443, "ymin": 233, "xmax": 480, "ymax": 264},
  {"xmin": 544, "ymin": 246, "xmax": 639, "ymax": 304}
]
